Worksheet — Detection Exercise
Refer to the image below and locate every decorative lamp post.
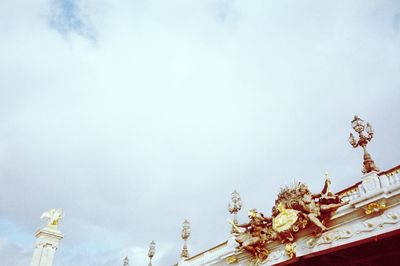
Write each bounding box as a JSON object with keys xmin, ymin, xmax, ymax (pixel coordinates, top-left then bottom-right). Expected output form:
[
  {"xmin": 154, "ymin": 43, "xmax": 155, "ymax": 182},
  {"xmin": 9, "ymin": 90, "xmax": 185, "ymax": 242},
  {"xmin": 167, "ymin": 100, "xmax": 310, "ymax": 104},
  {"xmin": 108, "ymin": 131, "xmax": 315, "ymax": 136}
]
[
  {"xmin": 228, "ymin": 190, "xmax": 242, "ymax": 233},
  {"xmin": 180, "ymin": 219, "xmax": 191, "ymax": 259},
  {"xmin": 348, "ymin": 115, "xmax": 379, "ymax": 174},
  {"xmin": 123, "ymin": 256, "xmax": 129, "ymax": 266},
  {"xmin": 148, "ymin": 240, "xmax": 156, "ymax": 266}
]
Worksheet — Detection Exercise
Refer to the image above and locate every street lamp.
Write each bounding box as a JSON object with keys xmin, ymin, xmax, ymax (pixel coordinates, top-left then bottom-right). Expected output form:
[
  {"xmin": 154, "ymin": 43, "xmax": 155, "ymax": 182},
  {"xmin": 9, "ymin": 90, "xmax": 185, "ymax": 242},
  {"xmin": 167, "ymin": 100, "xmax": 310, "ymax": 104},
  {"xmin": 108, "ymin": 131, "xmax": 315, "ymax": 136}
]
[
  {"xmin": 148, "ymin": 240, "xmax": 156, "ymax": 266},
  {"xmin": 180, "ymin": 220, "xmax": 191, "ymax": 259},
  {"xmin": 228, "ymin": 190, "xmax": 242, "ymax": 233},
  {"xmin": 123, "ymin": 256, "xmax": 129, "ymax": 266},
  {"xmin": 348, "ymin": 115, "xmax": 379, "ymax": 174}
]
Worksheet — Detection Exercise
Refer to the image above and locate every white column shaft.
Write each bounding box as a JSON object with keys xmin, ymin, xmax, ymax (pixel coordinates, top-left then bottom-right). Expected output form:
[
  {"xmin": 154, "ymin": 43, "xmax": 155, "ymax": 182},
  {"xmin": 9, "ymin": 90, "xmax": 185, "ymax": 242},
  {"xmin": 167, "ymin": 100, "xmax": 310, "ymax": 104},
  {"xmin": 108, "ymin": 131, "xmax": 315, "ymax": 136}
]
[{"xmin": 30, "ymin": 226, "xmax": 63, "ymax": 266}]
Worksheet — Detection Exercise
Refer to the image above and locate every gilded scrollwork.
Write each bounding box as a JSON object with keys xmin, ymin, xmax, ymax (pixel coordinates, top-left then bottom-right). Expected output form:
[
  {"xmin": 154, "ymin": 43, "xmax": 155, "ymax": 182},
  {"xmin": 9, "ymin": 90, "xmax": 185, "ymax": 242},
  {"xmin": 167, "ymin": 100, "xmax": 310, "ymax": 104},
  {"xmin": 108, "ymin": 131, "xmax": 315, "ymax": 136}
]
[
  {"xmin": 363, "ymin": 200, "xmax": 387, "ymax": 215},
  {"xmin": 225, "ymin": 255, "xmax": 238, "ymax": 264},
  {"xmin": 284, "ymin": 242, "xmax": 297, "ymax": 259}
]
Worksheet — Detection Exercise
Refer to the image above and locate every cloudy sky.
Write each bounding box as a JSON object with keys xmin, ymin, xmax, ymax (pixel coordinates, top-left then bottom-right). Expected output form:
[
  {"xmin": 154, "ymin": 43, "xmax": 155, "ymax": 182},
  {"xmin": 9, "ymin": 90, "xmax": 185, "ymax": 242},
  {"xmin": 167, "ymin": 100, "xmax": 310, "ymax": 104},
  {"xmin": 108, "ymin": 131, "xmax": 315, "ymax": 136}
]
[{"xmin": 0, "ymin": 0, "xmax": 400, "ymax": 265}]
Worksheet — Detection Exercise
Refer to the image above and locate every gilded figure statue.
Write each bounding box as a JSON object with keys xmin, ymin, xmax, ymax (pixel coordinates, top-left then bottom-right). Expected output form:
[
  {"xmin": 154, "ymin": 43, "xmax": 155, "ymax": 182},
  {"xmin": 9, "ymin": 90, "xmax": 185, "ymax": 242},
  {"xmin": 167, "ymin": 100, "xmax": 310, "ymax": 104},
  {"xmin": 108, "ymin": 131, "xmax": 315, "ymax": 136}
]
[
  {"xmin": 41, "ymin": 208, "xmax": 64, "ymax": 227},
  {"xmin": 273, "ymin": 178, "xmax": 346, "ymax": 238},
  {"xmin": 232, "ymin": 176, "xmax": 346, "ymax": 263},
  {"xmin": 231, "ymin": 209, "xmax": 276, "ymax": 264}
]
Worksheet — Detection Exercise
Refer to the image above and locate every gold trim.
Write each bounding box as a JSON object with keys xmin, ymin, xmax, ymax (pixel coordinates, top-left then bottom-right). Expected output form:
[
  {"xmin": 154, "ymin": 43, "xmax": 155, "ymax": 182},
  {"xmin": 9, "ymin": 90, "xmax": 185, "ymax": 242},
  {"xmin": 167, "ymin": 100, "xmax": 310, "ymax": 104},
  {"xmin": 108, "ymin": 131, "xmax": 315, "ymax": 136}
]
[
  {"xmin": 225, "ymin": 255, "xmax": 238, "ymax": 264},
  {"xmin": 364, "ymin": 200, "xmax": 387, "ymax": 215}
]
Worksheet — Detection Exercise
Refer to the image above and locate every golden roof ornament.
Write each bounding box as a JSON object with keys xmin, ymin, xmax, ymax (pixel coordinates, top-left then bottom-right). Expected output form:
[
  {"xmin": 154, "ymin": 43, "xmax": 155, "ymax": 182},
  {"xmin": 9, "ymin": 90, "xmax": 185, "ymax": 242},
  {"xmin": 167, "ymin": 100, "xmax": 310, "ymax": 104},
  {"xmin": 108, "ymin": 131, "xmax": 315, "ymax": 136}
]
[
  {"xmin": 272, "ymin": 203, "xmax": 299, "ymax": 233},
  {"xmin": 232, "ymin": 208, "xmax": 273, "ymax": 264},
  {"xmin": 40, "ymin": 208, "xmax": 64, "ymax": 228},
  {"xmin": 348, "ymin": 115, "xmax": 380, "ymax": 174},
  {"xmin": 284, "ymin": 242, "xmax": 297, "ymax": 259},
  {"xmin": 225, "ymin": 255, "xmax": 238, "ymax": 264},
  {"xmin": 232, "ymin": 176, "xmax": 347, "ymax": 264}
]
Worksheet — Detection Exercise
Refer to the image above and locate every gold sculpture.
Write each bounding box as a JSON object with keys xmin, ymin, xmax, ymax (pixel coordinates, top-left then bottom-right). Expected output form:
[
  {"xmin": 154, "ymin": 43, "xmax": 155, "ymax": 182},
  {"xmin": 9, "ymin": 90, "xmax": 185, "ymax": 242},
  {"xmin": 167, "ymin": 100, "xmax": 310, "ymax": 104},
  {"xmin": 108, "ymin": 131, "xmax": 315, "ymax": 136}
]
[
  {"xmin": 225, "ymin": 255, "xmax": 238, "ymax": 264},
  {"xmin": 284, "ymin": 242, "xmax": 297, "ymax": 259},
  {"xmin": 272, "ymin": 203, "xmax": 300, "ymax": 233},
  {"xmin": 41, "ymin": 208, "xmax": 64, "ymax": 227},
  {"xmin": 232, "ymin": 175, "xmax": 347, "ymax": 263},
  {"xmin": 232, "ymin": 209, "xmax": 277, "ymax": 264}
]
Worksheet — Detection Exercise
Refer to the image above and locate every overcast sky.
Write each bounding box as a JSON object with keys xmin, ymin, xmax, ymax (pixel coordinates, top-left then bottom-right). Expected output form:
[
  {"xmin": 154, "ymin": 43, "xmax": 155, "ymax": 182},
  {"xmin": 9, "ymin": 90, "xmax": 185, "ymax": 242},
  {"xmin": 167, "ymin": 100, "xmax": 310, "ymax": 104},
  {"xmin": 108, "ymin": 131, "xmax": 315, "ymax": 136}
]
[{"xmin": 0, "ymin": 0, "xmax": 400, "ymax": 265}]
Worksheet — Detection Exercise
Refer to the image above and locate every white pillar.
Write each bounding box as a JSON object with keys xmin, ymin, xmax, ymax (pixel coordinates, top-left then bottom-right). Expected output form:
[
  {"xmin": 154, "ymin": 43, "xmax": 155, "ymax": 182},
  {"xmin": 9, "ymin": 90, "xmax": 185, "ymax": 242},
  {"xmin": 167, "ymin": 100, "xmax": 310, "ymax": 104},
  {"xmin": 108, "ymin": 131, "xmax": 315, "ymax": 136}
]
[{"xmin": 30, "ymin": 225, "xmax": 63, "ymax": 266}]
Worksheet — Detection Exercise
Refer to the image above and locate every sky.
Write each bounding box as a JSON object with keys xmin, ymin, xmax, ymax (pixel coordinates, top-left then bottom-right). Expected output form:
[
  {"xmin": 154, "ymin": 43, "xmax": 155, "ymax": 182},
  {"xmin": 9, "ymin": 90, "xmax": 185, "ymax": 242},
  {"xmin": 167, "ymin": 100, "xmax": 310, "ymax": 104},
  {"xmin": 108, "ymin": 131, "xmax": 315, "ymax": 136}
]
[{"xmin": 0, "ymin": 0, "xmax": 400, "ymax": 265}]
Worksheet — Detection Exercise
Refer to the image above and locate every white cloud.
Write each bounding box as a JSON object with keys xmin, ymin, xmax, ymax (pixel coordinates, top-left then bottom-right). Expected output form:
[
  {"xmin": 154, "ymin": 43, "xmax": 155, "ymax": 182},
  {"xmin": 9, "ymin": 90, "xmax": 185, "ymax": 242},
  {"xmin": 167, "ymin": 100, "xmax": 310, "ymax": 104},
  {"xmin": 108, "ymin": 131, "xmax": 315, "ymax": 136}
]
[
  {"xmin": 0, "ymin": 237, "xmax": 31, "ymax": 266},
  {"xmin": 0, "ymin": 0, "xmax": 400, "ymax": 265}
]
